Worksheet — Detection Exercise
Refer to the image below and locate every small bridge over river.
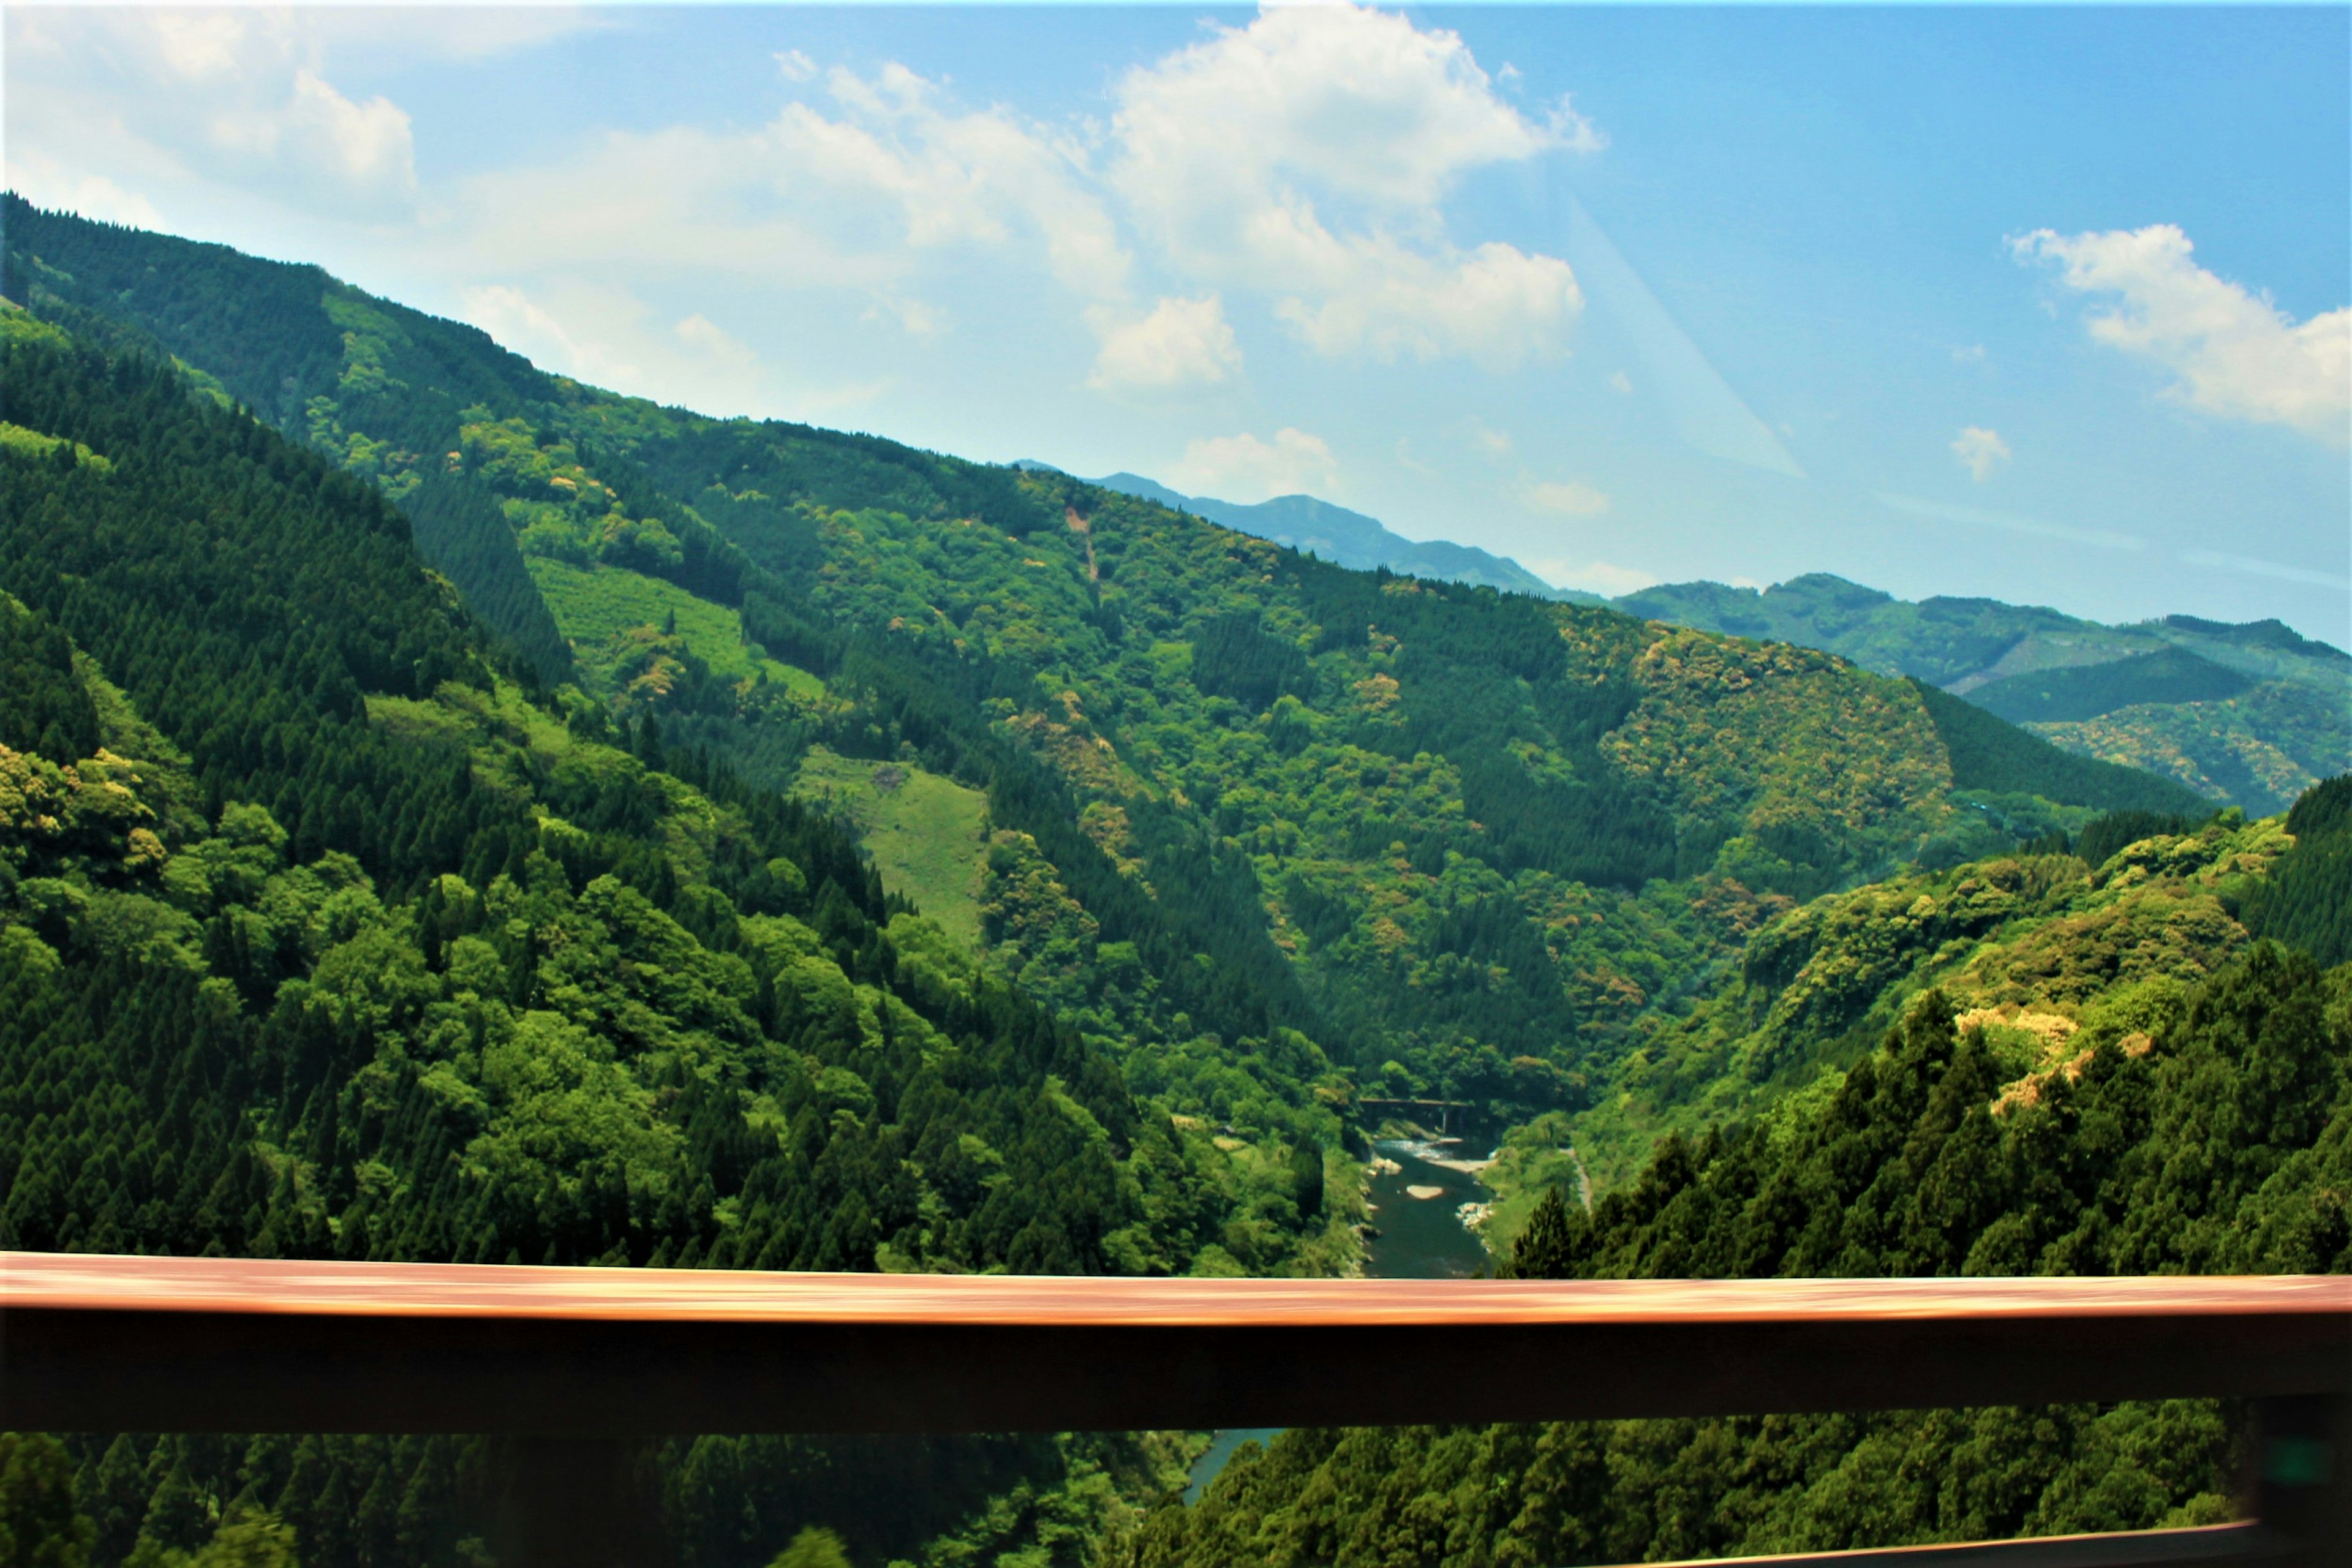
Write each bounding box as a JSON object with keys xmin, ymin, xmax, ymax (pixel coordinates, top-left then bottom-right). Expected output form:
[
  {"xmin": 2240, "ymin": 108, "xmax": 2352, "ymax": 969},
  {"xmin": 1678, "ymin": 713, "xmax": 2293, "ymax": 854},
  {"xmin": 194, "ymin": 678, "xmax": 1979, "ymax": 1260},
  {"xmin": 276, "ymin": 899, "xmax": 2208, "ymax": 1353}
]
[{"xmin": 1357, "ymin": 1096, "xmax": 1484, "ymax": 1136}]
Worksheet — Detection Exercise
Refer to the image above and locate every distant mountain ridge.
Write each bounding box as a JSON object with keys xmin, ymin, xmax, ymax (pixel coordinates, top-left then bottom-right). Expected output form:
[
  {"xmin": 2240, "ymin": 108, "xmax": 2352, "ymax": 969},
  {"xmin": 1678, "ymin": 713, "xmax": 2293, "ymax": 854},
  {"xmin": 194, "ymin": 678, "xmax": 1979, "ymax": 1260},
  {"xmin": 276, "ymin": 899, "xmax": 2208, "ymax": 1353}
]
[
  {"xmin": 1077, "ymin": 469, "xmax": 1577, "ymax": 601},
  {"xmin": 1616, "ymin": 572, "xmax": 2350, "ymax": 816},
  {"xmin": 1058, "ymin": 466, "xmax": 2346, "ymax": 815}
]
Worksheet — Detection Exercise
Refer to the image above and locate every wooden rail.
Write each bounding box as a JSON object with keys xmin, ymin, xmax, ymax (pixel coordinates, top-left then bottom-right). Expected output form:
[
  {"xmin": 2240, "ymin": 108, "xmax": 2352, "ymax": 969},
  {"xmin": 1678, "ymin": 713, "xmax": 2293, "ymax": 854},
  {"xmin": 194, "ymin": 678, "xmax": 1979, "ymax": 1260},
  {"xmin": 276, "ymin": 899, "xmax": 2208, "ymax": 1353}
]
[{"xmin": 2, "ymin": 1254, "xmax": 2345, "ymax": 1567}]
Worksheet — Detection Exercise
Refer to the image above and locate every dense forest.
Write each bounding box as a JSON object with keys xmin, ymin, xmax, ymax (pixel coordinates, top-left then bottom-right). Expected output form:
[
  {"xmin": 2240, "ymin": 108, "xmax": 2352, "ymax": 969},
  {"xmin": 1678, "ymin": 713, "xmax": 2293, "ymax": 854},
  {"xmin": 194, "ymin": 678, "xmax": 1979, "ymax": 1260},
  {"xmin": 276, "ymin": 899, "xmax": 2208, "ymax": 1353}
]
[
  {"xmin": 2, "ymin": 195, "xmax": 2227, "ymax": 1142},
  {"xmin": 2, "ymin": 196, "xmax": 2347, "ymax": 1568},
  {"xmin": 0, "ymin": 308, "xmax": 1324, "ymax": 1564},
  {"xmin": 1137, "ymin": 933, "xmax": 2350, "ymax": 1565},
  {"xmin": 1616, "ymin": 572, "xmax": 2351, "ymax": 817}
]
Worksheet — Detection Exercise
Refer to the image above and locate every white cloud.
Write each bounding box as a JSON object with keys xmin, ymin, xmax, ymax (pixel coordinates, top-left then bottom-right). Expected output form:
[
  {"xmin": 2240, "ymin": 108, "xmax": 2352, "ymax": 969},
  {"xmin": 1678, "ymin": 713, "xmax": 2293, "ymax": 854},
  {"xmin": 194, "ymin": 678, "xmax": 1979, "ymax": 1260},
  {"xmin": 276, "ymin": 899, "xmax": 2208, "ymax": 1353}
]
[
  {"xmin": 282, "ymin": 68, "xmax": 416, "ymax": 193},
  {"xmin": 1608, "ymin": 370, "xmax": 1634, "ymax": 395},
  {"xmin": 1527, "ymin": 479, "xmax": 1611, "ymax": 516},
  {"xmin": 865, "ymin": 298, "xmax": 951, "ymax": 339},
  {"xmin": 2015, "ymin": 224, "xmax": 2350, "ymax": 443},
  {"xmin": 10, "ymin": 3, "xmax": 1600, "ymax": 416},
  {"xmin": 1951, "ymin": 426, "xmax": 2010, "ymax": 482},
  {"xmin": 1270, "ymin": 241, "xmax": 1580, "ymax": 370},
  {"xmin": 1455, "ymin": 419, "xmax": 1515, "ymax": 457},
  {"xmin": 779, "ymin": 64, "xmax": 1130, "ymax": 300},
  {"xmin": 447, "ymin": 61, "xmax": 1129, "ymax": 305},
  {"xmin": 2178, "ymin": 549, "xmax": 2350, "ymax": 592},
  {"xmin": 1166, "ymin": 428, "xmax": 1338, "ymax": 502},
  {"xmin": 4, "ymin": 156, "xmax": 163, "ymax": 228},
  {"xmin": 1108, "ymin": 4, "xmax": 1589, "ymax": 370},
  {"xmin": 461, "ymin": 284, "xmax": 636, "ymax": 387},
  {"xmin": 1088, "ymin": 294, "xmax": 1242, "ymax": 390},
  {"xmin": 8, "ymin": 11, "xmax": 422, "ymax": 216},
  {"xmin": 1951, "ymin": 344, "xmax": 1988, "ymax": 365},
  {"xmin": 151, "ymin": 12, "xmax": 246, "ymax": 79},
  {"xmin": 675, "ymin": 313, "xmax": 758, "ymax": 369},
  {"xmin": 459, "ymin": 282, "xmax": 769, "ymax": 415},
  {"xmin": 1529, "ymin": 558, "xmax": 1655, "ymax": 597}
]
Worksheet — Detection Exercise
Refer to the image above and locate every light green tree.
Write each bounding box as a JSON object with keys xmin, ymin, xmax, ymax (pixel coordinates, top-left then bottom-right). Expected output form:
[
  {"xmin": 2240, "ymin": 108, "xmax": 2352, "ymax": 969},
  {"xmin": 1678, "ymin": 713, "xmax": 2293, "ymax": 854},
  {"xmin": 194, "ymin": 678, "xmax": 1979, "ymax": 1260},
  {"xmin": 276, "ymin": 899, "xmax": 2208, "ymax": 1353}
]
[{"xmin": 767, "ymin": 1525, "xmax": 852, "ymax": 1568}]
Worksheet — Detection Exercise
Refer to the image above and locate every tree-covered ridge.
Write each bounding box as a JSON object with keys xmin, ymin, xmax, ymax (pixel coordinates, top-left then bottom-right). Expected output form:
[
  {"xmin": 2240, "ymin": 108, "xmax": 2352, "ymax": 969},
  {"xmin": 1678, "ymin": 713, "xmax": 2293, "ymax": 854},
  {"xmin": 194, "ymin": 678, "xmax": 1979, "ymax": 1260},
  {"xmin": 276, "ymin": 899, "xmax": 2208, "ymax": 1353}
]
[
  {"xmin": 1615, "ymin": 572, "xmax": 2351, "ymax": 817},
  {"xmin": 1565, "ymin": 805, "xmax": 2285, "ymax": 1191},
  {"xmin": 1133, "ymin": 931, "xmax": 2350, "ymax": 1566},
  {"xmin": 9, "ymin": 1425, "xmax": 1197, "ymax": 1568},
  {"xmin": 4, "ymin": 195, "xmax": 2225, "ymax": 1158},
  {"xmin": 0, "ymin": 321, "xmax": 1362, "ymax": 1281},
  {"xmin": 2026, "ymin": 681, "xmax": 2351, "ymax": 820}
]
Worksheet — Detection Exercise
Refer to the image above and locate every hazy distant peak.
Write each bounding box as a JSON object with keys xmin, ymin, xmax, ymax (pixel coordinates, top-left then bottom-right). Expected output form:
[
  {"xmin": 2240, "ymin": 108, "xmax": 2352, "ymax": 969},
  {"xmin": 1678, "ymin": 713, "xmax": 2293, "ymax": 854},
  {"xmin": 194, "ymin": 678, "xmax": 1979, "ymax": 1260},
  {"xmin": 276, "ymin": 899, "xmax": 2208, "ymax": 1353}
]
[{"xmin": 1085, "ymin": 472, "xmax": 1571, "ymax": 601}]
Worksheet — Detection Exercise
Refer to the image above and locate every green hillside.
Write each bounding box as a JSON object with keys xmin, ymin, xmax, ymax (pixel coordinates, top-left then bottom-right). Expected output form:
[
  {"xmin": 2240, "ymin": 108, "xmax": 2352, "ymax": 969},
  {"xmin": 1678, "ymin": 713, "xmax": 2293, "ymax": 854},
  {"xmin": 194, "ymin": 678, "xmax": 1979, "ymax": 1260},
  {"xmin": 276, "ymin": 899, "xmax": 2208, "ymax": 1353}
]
[
  {"xmin": 1617, "ymin": 573, "xmax": 2351, "ymax": 815},
  {"xmin": 1968, "ymin": 646, "xmax": 2253, "ymax": 723},
  {"xmin": 1147, "ymin": 791, "xmax": 2352, "ymax": 1563},
  {"xmin": 6, "ymin": 198, "xmax": 2345, "ymax": 1568},
  {"xmin": 1146, "ymin": 935, "xmax": 2349, "ymax": 1565},
  {"xmin": 0, "ymin": 311, "xmax": 1343, "ymax": 1565}
]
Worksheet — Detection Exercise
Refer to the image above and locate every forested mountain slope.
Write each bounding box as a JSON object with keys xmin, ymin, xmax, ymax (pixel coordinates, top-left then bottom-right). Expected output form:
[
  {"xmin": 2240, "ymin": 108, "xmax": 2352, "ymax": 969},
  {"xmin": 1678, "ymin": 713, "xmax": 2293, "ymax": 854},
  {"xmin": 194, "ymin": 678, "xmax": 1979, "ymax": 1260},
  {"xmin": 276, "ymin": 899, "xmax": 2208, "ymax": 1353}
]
[
  {"xmin": 1566, "ymin": 802, "xmax": 2321, "ymax": 1188},
  {"xmin": 0, "ymin": 307, "xmax": 1328, "ymax": 1564},
  {"xmin": 1141, "ymin": 928, "xmax": 2351, "ymax": 1564},
  {"xmin": 1618, "ymin": 573, "xmax": 2351, "ymax": 816},
  {"xmin": 4, "ymin": 198, "xmax": 2350, "ymax": 1568},
  {"xmin": 2, "ymin": 197, "xmax": 2210, "ymax": 1153}
]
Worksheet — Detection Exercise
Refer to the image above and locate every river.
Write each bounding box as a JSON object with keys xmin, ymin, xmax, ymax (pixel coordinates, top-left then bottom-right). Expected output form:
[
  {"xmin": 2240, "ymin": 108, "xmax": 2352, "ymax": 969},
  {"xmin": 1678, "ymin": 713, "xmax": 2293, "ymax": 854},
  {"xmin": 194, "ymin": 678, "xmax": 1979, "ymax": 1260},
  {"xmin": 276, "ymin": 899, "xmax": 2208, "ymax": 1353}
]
[
  {"xmin": 1361, "ymin": 1137, "xmax": 1494, "ymax": 1280},
  {"xmin": 1183, "ymin": 1137, "xmax": 1496, "ymax": 1501}
]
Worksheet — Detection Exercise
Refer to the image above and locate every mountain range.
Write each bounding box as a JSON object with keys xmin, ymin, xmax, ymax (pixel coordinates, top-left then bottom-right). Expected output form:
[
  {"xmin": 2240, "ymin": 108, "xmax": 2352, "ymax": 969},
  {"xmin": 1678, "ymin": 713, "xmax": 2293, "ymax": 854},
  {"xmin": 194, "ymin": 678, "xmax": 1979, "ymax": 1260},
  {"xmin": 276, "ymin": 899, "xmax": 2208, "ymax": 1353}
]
[
  {"xmin": 2, "ymin": 194, "xmax": 2346, "ymax": 1568},
  {"xmin": 1077, "ymin": 467, "xmax": 2348, "ymax": 820},
  {"xmin": 1076, "ymin": 470, "xmax": 1571, "ymax": 601}
]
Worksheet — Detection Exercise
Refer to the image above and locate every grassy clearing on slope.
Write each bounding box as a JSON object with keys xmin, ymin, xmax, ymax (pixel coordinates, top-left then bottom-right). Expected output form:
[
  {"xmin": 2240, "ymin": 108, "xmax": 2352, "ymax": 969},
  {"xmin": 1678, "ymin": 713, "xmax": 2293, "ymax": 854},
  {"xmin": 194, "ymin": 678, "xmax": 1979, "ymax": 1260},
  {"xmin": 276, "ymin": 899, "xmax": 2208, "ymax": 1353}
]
[
  {"xmin": 794, "ymin": 745, "xmax": 988, "ymax": 949},
  {"xmin": 527, "ymin": 556, "xmax": 826, "ymax": 698}
]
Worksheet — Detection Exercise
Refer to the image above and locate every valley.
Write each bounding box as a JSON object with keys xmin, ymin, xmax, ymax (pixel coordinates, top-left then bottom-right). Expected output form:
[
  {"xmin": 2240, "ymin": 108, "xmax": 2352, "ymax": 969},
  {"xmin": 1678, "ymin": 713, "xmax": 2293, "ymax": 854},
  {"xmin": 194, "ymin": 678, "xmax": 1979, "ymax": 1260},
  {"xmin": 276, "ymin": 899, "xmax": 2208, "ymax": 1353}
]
[{"xmin": 0, "ymin": 195, "xmax": 2344, "ymax": 1568}]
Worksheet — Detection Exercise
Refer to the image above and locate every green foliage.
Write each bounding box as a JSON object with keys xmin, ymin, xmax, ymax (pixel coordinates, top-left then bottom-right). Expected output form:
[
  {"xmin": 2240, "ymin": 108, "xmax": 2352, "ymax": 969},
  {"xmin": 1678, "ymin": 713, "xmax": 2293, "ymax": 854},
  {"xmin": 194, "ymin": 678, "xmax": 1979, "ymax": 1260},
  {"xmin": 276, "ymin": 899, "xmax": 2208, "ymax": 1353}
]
[
  {"xmin": 1570, "ymin": 812, "xmax": 2288, "ymax": 1190},
  {"xmin": 2242, "ymin": 776, "xmax": 2352, "ymax": 966},
  {"xmin": 1970, "ymin": 647, "xmax": 2253, "ymax": 723},
  {"xmin": 1188, "ymin": 613, "xmax": 1311, "ymax": 712},
  {"xmin": 1619, "ymin": 575, "xmax": 2349, "ymax": 815},
  {"xmin": 1616, "ymin": 573, "xmax": 2049, "ymax": 687},
  {"xmin": 1912, "ymin": 679, "xmax": 2209, "ymax": 815},
  {"xmin": 794, "ymin": 748, "xmax": 987, "ymax": 949},
  {"xmin": 2073, "ymin": 807, "xmax": 2215, "ymax": 868},
  {"xmin": 0, "ymin": 1433, "xmax": 91, "ymax": 1568},
  {"xmin": 1131, "ymin": 1403, "xmax": 2242, "ymax": 1568},
  {"xmin": 12, "ymin": 198, "xmax": 2233, "ymax": 1163},
  {"xmin": 398, "ymin": 475, "xmax": 573, "ymax": 685},
  {"xmin": 1136, "ymin": 942, "xmax": 2345, "ymax": 1566},
  {"xmin": 769, "ymin": 1526, "xmax": 853, "ymax": 1568},
  {"xmin": 0, "ymin": 598, "xmax": 99, "ymax": 761},
  {"xmin": 2026, "ymin": 682, "xmax": 2350, "ymax": 817},
  {"xmin": 0, "ymin": 320, "xmax": 1344, "ymax": 1565}
]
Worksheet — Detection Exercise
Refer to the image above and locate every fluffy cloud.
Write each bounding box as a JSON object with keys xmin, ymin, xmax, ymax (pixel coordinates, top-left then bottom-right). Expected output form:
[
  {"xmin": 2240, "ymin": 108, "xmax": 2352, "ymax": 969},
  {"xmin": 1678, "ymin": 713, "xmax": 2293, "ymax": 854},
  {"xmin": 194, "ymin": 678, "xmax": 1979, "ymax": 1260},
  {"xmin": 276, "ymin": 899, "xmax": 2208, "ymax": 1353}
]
[
  {"xmin": 460, "ymin": 282, "xmax": 771, "ymax": 415},
  {"xmin": 1529, "ymin": 558, "xmax": 1655, "ymax": 597},
  {"xmin": 9, "ymin": 9, "xmax": 422, "ymax": 215},
  {"xmin": 674, "ymin": 313, "xmax": 758, "ymax": 369},
  {"xmin": 446, "ymin": 61, "xmax": 1128, "ymax": 307},
  {"xmin": 1527, "ymin": 479, "xmax": 1611, "ymax": 516},
  {"xmin": 1109, "ymin": 5, "xmax": 1591, "ymax": 369},
  {"xmin": 10, "ymin": 4, "xmax": 1600, "ymax": 417},
  {"xmin": 1088, "ymin": 295, "xmax": 1242, "ymax": 391},
  {"xmin": 1166, "ymin": 428, "xmax": 1339, "ymax": 502},
  {"xmin": 440, "ymin": 10, "xmax": 1589, "ymax": 374},
  {"xmin": 2016, "ymin": 225, "xmax": 2350, "ymax": 443},
  {"xmin": 208, "ymin": 68, "xmax": 417, "ymax": 197},
  {"xmin": 1951, "ymin": 426, "xmax": 2010, "ymax": 482}
]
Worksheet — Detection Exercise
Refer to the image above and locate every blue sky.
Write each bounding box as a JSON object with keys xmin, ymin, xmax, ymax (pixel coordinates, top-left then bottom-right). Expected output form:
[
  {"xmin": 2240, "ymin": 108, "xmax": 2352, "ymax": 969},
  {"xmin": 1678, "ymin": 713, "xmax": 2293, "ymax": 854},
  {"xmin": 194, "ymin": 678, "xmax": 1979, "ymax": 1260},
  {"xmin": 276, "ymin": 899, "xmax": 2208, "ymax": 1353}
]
[{"xmin": 8, "ymin": 4, "xmax": 2348, "ymax": 642}]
